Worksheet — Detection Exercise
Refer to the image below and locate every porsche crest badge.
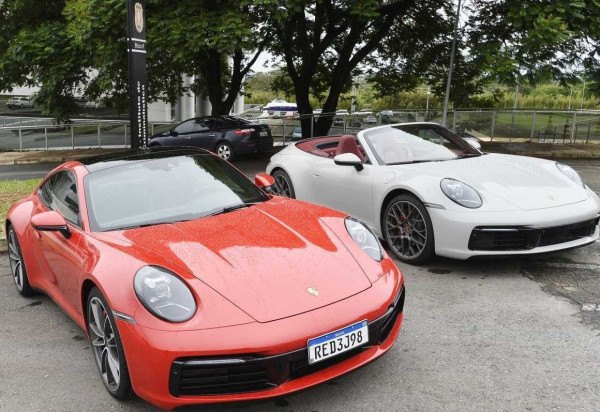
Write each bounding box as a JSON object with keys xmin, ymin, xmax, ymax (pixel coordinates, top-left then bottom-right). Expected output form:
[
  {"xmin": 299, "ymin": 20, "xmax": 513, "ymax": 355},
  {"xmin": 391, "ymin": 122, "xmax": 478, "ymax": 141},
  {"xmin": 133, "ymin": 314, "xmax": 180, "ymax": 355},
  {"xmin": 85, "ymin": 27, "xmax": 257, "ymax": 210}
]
[
  {"xmin": 134, "ymin": 3, "xmax": 144, "ymax": 34},
  {"xmin": 307, "ymin": 287, "xmax": 319, "ymax": 297}
]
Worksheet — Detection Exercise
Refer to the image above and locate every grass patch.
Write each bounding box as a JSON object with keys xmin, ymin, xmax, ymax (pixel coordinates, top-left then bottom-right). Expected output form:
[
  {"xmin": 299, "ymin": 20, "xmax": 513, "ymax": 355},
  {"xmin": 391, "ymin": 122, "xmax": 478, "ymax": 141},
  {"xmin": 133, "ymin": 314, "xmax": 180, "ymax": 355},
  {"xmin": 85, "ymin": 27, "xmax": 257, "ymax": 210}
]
[{"xmin": 0, "ymin": 179, "xmax": 39, "ymax": 238}]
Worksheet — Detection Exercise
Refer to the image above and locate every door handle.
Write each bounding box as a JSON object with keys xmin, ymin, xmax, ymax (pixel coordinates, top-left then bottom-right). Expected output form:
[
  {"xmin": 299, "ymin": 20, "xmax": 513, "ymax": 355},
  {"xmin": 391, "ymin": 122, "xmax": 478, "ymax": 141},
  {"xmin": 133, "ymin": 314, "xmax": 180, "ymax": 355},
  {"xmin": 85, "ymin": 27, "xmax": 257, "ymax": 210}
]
[{"xmin": 312, "ymin": 170, "xmax": 322, "ymax": 177}]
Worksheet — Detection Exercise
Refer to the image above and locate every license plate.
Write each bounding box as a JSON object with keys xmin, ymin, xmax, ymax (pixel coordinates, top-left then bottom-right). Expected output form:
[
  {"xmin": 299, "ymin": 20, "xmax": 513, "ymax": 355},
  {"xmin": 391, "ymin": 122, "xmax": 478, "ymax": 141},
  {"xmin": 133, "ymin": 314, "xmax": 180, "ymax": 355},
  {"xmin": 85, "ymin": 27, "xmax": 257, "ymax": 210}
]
[
  {"xmin": 307, "ymin": 320, "xmax": 368, "ymax": 365},
  {"xmin": 260, "ymin": 131, "xmax": 268, "ymax": 137}
]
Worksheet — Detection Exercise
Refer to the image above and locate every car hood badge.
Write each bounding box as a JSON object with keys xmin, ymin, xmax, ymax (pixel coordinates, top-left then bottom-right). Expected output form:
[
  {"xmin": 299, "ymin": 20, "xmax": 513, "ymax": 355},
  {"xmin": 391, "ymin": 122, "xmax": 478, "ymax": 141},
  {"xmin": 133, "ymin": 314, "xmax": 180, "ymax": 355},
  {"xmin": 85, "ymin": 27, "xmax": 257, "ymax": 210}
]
[{"xmin": 307, "ymin": 287, "xmax": 319, "ymax": 297}]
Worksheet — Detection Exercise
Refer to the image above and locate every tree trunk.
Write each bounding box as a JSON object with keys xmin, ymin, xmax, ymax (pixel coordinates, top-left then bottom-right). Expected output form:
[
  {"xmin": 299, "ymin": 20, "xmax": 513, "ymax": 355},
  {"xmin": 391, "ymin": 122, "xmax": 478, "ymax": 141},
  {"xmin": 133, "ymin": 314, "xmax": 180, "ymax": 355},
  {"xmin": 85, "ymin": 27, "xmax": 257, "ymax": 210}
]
[{"xmin": 293, "ymin": 77, "xmax": 316, "ymax": 139}]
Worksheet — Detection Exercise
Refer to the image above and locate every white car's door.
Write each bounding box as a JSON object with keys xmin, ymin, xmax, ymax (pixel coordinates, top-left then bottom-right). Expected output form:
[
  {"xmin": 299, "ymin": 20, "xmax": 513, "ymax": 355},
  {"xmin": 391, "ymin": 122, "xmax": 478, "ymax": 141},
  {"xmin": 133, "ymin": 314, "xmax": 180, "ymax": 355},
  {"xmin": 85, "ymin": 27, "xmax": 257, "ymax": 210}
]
[{"xmin": 310, "ymin": 157, "xmax": 375, "ymax": 222}]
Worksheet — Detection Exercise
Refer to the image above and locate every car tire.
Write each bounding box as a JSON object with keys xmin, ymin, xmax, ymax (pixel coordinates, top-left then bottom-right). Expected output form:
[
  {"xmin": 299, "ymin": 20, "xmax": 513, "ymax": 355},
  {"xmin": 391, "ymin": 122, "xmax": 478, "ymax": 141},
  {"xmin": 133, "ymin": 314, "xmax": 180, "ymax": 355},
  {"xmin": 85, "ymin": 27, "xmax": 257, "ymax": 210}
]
[
  {"xmin": 271, "ymin": 169, "xmax": 296, "ymax": 198},
  {"xmin": 382, "ymin": 193, "xmax": 435, "ymax": 264},
  {"xmin": 87, "ymin": 287, "xmax": 134, "ymax": 401},
  {"xmin": 215, "ymin": 141, "xmax": 235, "ymax": 161},
  {"xmin": 7, "ymin": 225, "xmax": 35, "ymax": 297}
]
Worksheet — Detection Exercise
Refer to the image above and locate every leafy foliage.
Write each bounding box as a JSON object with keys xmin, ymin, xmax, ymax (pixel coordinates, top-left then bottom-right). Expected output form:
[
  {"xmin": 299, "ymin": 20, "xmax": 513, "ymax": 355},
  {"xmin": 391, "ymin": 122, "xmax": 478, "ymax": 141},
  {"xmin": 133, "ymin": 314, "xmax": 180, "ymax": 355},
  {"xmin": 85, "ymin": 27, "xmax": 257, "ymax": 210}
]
[
  {"xmin": 1, "ymin": 0, "xmax": 599, "ymax": 128},
  {"xmin": 0, "ymin": 0, "xmax": 267, "ymax": 119},
  {"xmin": 259, "ymin": 0, "xmax": 459, "ymax": 136}
]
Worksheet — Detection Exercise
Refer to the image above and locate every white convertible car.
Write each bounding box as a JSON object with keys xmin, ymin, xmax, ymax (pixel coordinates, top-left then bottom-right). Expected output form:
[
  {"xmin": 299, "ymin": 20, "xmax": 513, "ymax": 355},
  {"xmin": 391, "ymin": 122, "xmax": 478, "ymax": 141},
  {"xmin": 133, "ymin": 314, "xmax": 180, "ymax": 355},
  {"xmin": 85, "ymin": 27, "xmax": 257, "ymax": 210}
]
[{"xmin": 266, "ymin": 123, "xmax": 600, "ymax": 263}]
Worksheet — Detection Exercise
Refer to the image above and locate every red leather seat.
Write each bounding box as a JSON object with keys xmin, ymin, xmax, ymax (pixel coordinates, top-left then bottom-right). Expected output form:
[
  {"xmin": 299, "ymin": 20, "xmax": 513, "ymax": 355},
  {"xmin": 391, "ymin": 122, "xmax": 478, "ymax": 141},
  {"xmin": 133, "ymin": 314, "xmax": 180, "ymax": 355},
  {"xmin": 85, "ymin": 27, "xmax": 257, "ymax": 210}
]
[{"xmin": 335, "ymin": 135, "xmax": 365, "ymax": 162}]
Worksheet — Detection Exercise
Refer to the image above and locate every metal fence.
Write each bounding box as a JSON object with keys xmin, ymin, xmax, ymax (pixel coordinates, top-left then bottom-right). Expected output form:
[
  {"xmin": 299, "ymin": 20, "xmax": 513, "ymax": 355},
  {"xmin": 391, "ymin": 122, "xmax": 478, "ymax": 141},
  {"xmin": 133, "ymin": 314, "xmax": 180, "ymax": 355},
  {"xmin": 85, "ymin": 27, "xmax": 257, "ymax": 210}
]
[
  {"xmin": 241, "ymin": 109, "xmax": 600, "ymax": 144},
  {"xmin": 0, "ymin": 118, "xmax": 181, "ymax": 151},
  {"xmin": 1, "ymin": 109, "xmax": 599, "ymax": 151}
]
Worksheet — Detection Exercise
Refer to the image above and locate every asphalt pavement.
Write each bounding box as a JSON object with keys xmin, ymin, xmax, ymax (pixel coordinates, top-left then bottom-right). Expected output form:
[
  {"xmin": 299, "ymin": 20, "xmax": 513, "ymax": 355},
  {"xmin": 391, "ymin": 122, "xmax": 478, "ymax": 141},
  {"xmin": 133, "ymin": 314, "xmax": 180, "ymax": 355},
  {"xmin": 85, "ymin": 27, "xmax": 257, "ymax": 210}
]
[{"xmin": 1, "ymin": 157, "xmax": 600, "ymax": 411}]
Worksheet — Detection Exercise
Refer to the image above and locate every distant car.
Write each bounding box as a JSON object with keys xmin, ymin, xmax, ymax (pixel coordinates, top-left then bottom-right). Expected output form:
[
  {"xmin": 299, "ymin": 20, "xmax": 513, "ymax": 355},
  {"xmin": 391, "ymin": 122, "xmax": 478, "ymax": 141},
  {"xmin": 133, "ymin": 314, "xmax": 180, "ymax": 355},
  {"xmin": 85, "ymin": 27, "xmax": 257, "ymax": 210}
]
[
  {"xmin": 333, "ymin": 118, "xmax": 345, "ymax": 126},
  {"xmin": 380, "ymin": 110, "xmax": 394, "ymax": 117},
  {"xmin": 364, "ymin": 115, "xmax": 378, "ymax": 124},
  {"xmin": 84, "ymin": 100, "xmax": 104, "ymax": 109},
  {"xmin": 6, "ymin": 96, "xmax": 33, "ymax": 109},
  {"xmin": 291, "ymin": 126, "xmax": 303, "ymax": 140},
  {"xmin": 149, "ymin": 116, "xmax": 273, "ymax": 161}
]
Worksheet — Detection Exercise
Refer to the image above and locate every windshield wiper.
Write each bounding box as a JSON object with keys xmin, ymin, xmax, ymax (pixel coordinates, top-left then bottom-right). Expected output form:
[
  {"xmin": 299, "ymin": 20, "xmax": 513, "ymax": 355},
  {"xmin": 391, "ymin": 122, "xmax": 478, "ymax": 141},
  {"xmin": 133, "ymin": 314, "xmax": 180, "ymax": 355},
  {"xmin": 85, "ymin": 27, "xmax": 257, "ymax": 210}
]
[
  {"xmin": 387, "ymin": 159, "xmax": 443, "ymax": 165},
  {"xmin": 115, "ymin": 218, "xmax": 194, "ymax": 231},
  {"xmin": 207, "ymin": 202, "xmax": 261, "ymax": 217},
  {"xmin": 113, "ymin": 203, "xmax": 263, "ymax": 230},
  {"xmin": 459, "ymin": 153, "xmax": 482, "ymax": 159}
]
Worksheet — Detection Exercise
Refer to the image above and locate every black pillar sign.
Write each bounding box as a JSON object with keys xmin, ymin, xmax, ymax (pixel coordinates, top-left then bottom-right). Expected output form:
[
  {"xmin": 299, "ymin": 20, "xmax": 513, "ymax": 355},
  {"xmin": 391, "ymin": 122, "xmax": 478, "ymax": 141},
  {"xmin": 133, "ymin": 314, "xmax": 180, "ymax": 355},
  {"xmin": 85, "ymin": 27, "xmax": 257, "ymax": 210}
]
[{"xmin": 126, "ymin": 0, "xmax": 148, "ymax": 149}]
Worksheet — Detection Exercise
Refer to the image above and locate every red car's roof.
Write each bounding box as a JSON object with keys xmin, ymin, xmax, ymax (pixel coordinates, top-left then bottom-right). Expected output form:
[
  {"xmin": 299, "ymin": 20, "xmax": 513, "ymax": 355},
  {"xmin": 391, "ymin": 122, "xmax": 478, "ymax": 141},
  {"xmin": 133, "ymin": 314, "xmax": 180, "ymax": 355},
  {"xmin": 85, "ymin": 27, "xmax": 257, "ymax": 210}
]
[{"xmin": 78, "ymin": 147, "xmax": 211, "ymax": 173}]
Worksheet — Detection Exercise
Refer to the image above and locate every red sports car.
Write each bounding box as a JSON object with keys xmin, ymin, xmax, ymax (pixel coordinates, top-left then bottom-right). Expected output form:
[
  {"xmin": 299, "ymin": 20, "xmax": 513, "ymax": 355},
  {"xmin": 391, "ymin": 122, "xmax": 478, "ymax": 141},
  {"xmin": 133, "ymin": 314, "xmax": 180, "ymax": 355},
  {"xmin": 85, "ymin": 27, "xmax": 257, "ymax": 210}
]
[{"xmin": 6, "ymin": 147, "xmax": 405, "ymax": 410}]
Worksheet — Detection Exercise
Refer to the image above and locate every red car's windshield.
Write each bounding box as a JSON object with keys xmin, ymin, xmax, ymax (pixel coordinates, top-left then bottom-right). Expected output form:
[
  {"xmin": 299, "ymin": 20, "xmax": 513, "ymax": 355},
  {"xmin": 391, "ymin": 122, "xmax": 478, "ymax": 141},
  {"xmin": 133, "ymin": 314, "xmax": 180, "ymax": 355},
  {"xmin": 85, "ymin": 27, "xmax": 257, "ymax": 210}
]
[{"xmin": 84, "ymin": 154, "xmax": 268, "ymax": 231}]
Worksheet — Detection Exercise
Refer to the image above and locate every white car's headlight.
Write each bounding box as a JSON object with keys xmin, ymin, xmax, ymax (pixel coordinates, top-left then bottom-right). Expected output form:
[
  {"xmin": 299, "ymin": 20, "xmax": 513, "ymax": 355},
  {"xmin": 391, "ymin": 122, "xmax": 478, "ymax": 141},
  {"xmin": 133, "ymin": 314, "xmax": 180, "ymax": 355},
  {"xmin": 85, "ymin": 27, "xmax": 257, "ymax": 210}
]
[
  {"xmin": 345, "ymin": 217, "xmax": 383, "ymax": 261},
  {"xmin": 134, "ymin": 266, "xmax": 196, "ymax": 322},
  {"xmin": 440, "ymin": 178, "xmax": 482, "ymax": 208},
  {"xmin": 556, "ymin": 163, "xmax": 584, "ymax": 188}
]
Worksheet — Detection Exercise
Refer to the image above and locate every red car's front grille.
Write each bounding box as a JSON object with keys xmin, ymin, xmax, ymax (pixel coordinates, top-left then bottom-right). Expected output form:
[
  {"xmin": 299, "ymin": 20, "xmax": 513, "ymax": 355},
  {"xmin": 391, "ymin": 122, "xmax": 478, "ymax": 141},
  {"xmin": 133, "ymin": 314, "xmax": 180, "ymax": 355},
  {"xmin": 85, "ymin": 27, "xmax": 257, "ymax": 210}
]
[{"xmin": 169, "ymin": 287, "xmax": 405, "ymax": 397}]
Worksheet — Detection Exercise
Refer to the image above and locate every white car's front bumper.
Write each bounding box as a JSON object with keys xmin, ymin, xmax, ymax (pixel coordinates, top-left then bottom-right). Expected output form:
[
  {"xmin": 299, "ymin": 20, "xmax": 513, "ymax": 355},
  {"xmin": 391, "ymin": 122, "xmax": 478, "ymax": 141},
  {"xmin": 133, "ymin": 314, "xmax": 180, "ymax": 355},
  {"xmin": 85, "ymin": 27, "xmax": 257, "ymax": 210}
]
[{"xmin": 429, "ymin": 195, "xmax": 600, "ymax": 260}]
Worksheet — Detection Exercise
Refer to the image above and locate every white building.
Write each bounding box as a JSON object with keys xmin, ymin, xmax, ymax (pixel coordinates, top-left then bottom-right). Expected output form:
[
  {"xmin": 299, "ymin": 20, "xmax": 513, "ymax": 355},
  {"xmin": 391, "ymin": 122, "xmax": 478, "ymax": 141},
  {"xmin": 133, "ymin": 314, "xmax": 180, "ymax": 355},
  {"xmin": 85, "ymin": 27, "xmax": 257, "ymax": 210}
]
[{"xmin": 3, "ymin": 75, "xmax": 245, "ymax": 123}]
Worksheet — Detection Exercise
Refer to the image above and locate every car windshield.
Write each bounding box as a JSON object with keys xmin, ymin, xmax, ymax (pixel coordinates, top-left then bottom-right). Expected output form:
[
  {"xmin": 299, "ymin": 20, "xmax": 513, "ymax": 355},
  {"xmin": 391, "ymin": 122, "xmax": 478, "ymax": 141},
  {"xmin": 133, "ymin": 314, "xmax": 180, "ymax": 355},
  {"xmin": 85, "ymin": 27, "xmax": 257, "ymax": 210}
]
[
  {"xmin": 363, "ymin": 124, "xmax": 480, "ymax": 165},
  {"xmin": 84, "ymin": 154, "xmax": 268, "ymax": 231}
]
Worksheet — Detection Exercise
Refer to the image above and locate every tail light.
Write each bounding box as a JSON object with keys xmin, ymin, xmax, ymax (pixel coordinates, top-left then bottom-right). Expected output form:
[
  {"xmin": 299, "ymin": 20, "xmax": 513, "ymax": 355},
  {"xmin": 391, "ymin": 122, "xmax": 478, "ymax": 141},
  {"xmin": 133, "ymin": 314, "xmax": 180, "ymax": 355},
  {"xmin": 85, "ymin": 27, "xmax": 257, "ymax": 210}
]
[{"xmin": 234, "ymin": 129, "xmax": 254, "ymax": 136}]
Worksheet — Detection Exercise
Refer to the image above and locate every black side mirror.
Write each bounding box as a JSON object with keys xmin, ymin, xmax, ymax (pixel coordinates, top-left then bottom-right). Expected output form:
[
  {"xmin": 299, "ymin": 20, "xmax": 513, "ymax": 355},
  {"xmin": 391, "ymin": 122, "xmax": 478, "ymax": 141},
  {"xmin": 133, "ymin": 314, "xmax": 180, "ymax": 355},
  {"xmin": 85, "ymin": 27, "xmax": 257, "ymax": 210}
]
[
  {"xmin": 333, "ymin": 153, "xmax": 364, "ymax": 171},
  {"xmin": 170, "ymin": 129, "xmax": 179, "ymax": 137}
]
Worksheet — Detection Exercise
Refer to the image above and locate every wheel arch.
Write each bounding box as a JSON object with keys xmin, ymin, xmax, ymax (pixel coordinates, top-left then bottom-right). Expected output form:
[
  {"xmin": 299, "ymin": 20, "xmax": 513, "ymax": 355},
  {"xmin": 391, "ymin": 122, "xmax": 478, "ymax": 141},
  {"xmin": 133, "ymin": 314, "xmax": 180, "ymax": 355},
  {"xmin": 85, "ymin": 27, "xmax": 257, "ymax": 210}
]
[
  {"xmin": 269, "ymin": 164, "xmax": 293, "ymax": 182},
  {"xmin": 379, "ymin": 188, "xmax": 426, "ymax": 235},
  {"xmin": 81, "ymin": 278, "xmax": 99, "ymax": 332}
]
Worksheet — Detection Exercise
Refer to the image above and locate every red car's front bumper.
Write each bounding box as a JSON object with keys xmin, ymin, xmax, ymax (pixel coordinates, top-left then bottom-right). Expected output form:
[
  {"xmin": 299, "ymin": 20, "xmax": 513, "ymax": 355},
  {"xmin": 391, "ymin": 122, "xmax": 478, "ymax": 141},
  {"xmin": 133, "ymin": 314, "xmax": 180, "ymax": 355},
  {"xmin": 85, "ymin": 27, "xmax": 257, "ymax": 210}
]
[{"xmin": 117, "ymin": 277, "xmax": 404, "ymax": 410}]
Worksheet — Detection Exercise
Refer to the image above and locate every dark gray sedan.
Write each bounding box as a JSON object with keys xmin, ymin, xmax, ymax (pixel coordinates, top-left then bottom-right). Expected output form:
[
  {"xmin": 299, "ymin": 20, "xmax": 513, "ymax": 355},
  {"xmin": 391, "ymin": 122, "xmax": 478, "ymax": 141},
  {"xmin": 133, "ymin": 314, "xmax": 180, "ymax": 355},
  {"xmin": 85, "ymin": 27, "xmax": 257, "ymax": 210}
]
[{"xmin": 149, "ymin": 116, "xmax": 273, "ymax": 161}]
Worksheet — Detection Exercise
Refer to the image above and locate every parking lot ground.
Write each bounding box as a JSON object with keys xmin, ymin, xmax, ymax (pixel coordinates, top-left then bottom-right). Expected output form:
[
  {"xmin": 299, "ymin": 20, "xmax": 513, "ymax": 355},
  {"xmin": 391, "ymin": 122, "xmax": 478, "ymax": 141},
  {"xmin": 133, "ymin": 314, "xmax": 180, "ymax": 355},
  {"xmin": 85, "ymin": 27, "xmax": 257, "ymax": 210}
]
[
  {"xmin": 1, "ymin": 158, "xmax": 600, "ymax": 411},
  {"xmin": 2, "ymin": 242, "xmax": 600, "ymax": 412}
]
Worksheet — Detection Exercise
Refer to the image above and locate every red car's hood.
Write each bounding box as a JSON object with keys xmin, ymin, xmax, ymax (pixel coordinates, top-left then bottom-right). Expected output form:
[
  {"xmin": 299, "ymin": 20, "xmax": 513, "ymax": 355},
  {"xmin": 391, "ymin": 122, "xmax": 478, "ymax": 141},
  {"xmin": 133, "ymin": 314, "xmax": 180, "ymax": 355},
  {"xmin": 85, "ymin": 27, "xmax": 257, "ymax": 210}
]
[{"xmin": 98, "ymin": 198, "xmax": 372, "ymax": 323}]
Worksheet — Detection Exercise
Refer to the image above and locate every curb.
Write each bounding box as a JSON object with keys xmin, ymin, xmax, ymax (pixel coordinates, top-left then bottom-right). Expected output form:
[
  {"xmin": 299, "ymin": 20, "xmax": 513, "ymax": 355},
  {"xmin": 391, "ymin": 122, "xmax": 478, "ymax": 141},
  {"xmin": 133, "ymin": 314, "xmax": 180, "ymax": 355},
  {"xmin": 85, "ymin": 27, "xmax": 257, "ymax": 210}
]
[{"xmin": 0, "ymin": 236, "xmax": 5, "ymax": 253}]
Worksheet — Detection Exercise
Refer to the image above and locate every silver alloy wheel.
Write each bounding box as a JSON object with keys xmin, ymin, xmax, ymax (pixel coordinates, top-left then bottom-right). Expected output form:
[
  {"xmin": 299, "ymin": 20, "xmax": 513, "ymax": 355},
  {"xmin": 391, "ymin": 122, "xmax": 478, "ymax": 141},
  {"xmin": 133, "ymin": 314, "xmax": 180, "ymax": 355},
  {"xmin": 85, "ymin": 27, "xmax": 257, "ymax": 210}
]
[
  {"xmin": 217, "ymin": 144, "xmax": 232, "ymax": 160},
  {"xmin": 8, "ymin": 229, "xmax": 23, "ymax": 291},
  {"xmin": 385, "ymin": 200, "xmax": 427, "ymax": 260},
  {"xmin": 88, "ymin": 297, "xmax": 121, "ymax": 392},
  {"xmin": 273, "ymin": 174, "xmax": 292, "ymax": 198}
]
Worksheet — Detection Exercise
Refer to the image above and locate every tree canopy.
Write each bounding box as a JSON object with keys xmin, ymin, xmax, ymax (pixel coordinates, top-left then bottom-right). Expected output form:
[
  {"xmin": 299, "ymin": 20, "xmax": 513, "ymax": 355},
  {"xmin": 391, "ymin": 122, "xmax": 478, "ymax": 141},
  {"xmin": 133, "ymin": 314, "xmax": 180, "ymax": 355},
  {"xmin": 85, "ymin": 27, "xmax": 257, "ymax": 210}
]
[
  {"xmin": 0, "ymin": 0, "xmax": 598, "ymax": 129},
  {"xmin": 0, "ymin": 0, "xmax": 266, "ymax": 120}
]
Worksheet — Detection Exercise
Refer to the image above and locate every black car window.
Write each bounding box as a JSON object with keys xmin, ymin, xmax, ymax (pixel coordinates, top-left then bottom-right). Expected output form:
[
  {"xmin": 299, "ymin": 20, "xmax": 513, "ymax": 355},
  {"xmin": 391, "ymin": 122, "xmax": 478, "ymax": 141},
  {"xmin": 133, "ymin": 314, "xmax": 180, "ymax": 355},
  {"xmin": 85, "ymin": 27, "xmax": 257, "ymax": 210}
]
[
  {"xmin": 203, "ymin": 118, "xmax": 224, "ymax": 130},
  {"xmin": 174, "ymin": 120, "xmax": 196, "ymax": 134},
  {"xmin": 193, "ymin": 119, "xmax": 209, "ymax": 132},
  {"xmin": 39, "ymin": 171, "xmax": 80, "ymax": 226}
]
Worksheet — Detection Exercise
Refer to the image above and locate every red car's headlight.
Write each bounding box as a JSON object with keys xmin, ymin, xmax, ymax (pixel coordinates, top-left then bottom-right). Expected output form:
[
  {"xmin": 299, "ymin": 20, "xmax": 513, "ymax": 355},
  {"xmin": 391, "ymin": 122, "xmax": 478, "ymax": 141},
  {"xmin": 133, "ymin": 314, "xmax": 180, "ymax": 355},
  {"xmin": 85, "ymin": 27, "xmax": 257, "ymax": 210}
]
[
  {"xmin": 134, "ymin": 266, "xmax": 196, "ymax": 323},
  {"xmin": 345, "ymin": 217, "xmax": 383, "ymax": 261}
]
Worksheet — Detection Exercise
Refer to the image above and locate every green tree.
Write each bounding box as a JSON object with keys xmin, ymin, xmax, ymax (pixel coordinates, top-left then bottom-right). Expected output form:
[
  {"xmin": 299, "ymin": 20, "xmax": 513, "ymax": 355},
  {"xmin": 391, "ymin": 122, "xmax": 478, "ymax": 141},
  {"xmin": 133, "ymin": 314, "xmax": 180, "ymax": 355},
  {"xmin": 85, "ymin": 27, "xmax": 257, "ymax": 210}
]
[
  {"xmin": 468, "ymin": 0, "xmax": 600, "ymax": 87},
  {"xmin": 0, "ymin": 0, "xmax": 266, "ymax": 121},
  {"xmin": 261, "ymin": 0, "xmax": 457, "ymax": 137},
  {"xmin": 0, "ymin": 0, "xmax": 87, "ymax": 121}
]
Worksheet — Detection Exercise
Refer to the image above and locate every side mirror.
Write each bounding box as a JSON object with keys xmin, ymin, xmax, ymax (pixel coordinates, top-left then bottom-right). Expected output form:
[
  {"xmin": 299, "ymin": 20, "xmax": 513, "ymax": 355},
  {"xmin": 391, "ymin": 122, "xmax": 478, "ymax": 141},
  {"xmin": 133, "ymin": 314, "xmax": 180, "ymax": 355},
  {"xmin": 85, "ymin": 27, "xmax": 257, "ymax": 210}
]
[
  {"xmin": 31, "ymin": 211, "xmax": 71, "ymax": 239},
  {"xmin": 334, "ymin": 153, "xmax": 363, "ymax": 171},
  {"xmin": 170, "ymin": 129, "xmax": 179, "ymax": 137},
  {"xmin": 255, "ymin": 173, "xmax": 275, "ymax": 190},
  {"xmin": 463, "ymin": 137, "xmax": 482, "ymax": 150}
]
